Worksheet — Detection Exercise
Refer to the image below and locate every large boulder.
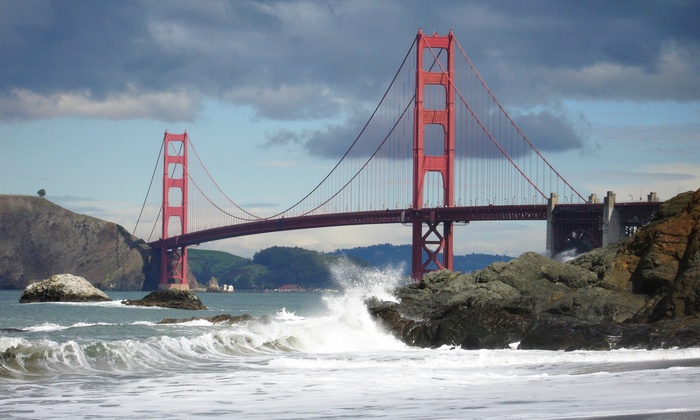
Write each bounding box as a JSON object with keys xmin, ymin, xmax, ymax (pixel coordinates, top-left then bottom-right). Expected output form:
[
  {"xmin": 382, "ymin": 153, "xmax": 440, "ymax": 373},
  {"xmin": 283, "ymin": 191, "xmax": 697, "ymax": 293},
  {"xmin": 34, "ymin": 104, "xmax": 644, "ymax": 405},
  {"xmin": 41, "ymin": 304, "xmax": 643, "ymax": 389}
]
[
  {"xmin": 122, "ymin": 289, "xmax": 207, "ymax": 310},
  {"xmin": 19, "ymin": 274, "xmax": 112, "ymax": 303}
]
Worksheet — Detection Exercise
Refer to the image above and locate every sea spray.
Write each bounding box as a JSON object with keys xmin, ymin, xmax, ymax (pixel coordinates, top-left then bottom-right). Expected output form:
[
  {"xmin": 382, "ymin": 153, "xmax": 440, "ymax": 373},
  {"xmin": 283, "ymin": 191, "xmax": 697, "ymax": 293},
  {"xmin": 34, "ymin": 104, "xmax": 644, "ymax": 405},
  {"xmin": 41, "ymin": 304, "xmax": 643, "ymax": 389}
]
[
  {"xmin": 327, "ymin": 256, "xmax": 407, "ymax": 303},
  {"xmin": 221, "ymin": 260, "xmax": 409, "ymax": 354},
  {"xmin": 296, "ymin": 258, "xmax": 409, "ymax": 352}
]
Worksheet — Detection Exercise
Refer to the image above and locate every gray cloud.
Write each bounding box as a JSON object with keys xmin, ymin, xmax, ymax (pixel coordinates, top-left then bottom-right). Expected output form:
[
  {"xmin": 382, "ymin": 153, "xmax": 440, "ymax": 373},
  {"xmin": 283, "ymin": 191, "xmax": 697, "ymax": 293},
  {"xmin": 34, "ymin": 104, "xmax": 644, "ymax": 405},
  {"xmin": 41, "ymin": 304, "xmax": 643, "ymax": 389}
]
[
  {"xmin": 265, "ymin": 107, "xmax": 398, "ymax": 160},
  {"xmin": 513, "ymin": 111, "xmax": 587, "ymax": 153},
  {"xmin": 1, "ymin": 0, "xmax": 698, "ymax": 123},
  {"xmin": 266, "ymin": 108, "xmax": 588, "ymax": 160},
  {"xmin": 265, "ymin": 128, "xmax": 305, "ymax": 148}
]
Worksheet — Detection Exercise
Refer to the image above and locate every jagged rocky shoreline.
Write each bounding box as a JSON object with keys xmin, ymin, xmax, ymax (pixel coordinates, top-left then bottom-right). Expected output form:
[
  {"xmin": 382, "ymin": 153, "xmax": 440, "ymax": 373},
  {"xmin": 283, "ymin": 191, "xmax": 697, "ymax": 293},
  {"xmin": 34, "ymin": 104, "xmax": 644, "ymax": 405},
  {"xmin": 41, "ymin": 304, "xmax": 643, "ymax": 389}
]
[{"xmin": 367, "ymin": 189, "xmax": 700, "ymax": 350}]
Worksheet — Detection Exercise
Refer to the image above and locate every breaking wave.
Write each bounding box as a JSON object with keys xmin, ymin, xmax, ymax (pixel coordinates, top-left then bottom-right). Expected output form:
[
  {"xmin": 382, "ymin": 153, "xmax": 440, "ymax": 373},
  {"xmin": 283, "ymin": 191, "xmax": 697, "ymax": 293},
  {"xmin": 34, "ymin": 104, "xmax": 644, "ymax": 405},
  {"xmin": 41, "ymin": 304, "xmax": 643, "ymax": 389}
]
[{"xmin": 0, "ymin": 260, "xmax": 410, "ymax": 378}]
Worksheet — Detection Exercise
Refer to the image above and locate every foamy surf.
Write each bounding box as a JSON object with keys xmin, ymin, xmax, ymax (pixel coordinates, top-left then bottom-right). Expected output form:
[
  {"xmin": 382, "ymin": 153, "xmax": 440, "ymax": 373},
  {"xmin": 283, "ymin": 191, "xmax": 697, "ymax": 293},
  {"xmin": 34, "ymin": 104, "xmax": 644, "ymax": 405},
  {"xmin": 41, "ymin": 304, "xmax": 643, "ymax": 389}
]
[{"xmin": 2, "ymin": 261, "xmax": 700, "ymax": 418}]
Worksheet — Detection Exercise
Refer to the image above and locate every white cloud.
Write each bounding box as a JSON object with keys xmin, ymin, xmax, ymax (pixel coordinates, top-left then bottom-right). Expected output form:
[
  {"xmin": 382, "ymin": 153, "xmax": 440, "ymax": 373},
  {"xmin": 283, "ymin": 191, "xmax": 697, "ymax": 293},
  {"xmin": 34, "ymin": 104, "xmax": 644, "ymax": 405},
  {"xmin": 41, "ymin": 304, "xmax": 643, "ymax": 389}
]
[
  {"xmin": 575, "ymin": 165, "xmax": 699, "ymax": 203},
  {"xmin": 0, "ymin": 87, "xmax": 199, "ymax": 121}
]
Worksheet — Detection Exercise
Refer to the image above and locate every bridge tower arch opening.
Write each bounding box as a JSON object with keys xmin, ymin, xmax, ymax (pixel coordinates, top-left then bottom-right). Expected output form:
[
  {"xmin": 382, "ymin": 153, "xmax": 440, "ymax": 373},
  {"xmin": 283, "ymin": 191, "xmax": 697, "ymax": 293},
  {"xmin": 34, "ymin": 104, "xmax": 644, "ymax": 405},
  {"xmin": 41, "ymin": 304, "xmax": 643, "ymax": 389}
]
[
  {"xmin": 160, "ymin": 131, "xmax": 190, "ymax": 290},
  {"xmin": 412, "ymin": 30, "xmax": 456, "ymax": 280}
]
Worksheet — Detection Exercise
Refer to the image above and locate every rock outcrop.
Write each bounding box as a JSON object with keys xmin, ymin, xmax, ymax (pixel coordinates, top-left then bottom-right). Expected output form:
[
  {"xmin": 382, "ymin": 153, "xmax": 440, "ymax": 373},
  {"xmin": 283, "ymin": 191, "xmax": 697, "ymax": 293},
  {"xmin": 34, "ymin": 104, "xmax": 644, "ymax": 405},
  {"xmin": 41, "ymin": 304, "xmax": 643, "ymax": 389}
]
[
  {"xmin": 0, "ymin": 195, "xmax": 159, "ymax": 290},
  {"xmin": 368, "ymin": 189, "xmax": 700, "ymax": 350},
  {"xmin": 19, "ymin": 273, "xmax": 112, "ymax": 303},
  {"xmin": 206, "ymin": 277, "xmax": 222, "ymax": 292},
  {"xmin": 122, "ymin": 289, "xmax": 207, "ymax": 310}
]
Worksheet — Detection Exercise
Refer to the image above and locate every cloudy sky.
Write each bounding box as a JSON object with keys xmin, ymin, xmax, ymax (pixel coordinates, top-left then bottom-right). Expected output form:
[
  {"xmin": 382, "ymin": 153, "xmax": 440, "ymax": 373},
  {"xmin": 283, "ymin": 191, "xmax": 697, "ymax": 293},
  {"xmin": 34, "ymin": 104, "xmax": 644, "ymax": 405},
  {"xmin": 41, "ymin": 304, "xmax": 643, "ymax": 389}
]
[{"xmin": 1, "ymin": 0, "xmax": 698, "ymax": 259}]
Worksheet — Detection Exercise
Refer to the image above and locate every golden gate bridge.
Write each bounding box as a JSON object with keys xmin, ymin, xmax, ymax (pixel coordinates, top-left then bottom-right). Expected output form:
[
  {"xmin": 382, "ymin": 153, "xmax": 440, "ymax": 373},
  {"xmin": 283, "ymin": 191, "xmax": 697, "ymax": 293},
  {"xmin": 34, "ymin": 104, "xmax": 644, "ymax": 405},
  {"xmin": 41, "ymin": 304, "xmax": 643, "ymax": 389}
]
[{"xmin": 134, "ymin": 30, "xmax": 660, "ymax": 290}]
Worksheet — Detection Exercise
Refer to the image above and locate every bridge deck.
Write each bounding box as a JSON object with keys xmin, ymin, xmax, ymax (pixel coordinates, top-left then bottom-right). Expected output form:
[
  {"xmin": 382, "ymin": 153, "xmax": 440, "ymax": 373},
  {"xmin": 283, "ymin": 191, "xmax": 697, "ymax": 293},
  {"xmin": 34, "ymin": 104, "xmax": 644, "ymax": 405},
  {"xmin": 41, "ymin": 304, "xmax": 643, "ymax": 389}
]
[{"xmin": 149, "ymin": 204, "xmax": 549, "ymax": 249}]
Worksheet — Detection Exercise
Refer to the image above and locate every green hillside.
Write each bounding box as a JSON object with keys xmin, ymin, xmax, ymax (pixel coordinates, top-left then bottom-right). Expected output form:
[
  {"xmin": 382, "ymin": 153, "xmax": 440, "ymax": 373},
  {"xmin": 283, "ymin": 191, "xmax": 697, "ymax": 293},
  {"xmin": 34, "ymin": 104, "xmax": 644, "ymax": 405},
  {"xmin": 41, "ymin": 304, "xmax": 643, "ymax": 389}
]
[
  {"xmin": 188, "ymin": 249, "xmax": 267, "ymax": 290},
  {"xmin": 188, "ymin": 245, "xmax": 511, "ymax": 291}
]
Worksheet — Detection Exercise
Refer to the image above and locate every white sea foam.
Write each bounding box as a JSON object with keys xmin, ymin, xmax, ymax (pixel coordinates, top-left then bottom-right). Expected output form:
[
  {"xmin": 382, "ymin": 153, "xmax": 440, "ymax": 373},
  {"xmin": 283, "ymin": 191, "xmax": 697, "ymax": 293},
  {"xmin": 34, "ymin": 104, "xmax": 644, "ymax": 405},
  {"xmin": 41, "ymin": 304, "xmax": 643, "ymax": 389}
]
[
  {"xmin": 47, "ymin": 300, "xmax": 124, "ymax": 308},
  {"xmin": 23, "ymin": 321, "xmax": 114, "ymax": 332},
  {"xmin": 329, "ymin": 257, "xmax": 407, "ymax": 303},
  {"xmin": 273, "ymin": 307, "xmax": 304, "ymax": 321},
  {"xmin": 24, "ymin": 322, "xmax": 65, "ymax": 332},
  {"xmin": 173, "ymin": 318, "xmax": 214, "ymax": 327}
]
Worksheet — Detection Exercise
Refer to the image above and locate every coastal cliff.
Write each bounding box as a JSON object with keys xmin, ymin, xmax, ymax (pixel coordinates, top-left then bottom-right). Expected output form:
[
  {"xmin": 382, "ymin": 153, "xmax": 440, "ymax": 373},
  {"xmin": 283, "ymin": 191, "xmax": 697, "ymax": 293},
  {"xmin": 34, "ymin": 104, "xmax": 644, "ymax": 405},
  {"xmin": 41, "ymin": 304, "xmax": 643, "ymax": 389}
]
[
  {"xmin": 368, "ymin": 189, "xmax": 700, "ymax": 350},
  {"xmin": 0, "ymin": 195, "xmax": 158, "ymax": 290}
]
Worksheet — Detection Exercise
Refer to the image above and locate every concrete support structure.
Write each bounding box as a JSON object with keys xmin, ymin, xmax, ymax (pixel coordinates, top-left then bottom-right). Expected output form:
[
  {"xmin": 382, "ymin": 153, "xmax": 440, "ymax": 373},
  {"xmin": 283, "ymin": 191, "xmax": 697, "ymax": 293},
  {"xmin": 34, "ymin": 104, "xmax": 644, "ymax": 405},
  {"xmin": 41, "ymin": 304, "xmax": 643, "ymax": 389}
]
[
  {"xmin": 546, "ymin": 193, "xmax": 558, "ymax": 254},
  {"xmin": 546, "ymin": 190, "xmax": 662, "ymax": 256},
  {"xmin": 602, "ymin": 191, "xmax": 621, "ymax": 248}
]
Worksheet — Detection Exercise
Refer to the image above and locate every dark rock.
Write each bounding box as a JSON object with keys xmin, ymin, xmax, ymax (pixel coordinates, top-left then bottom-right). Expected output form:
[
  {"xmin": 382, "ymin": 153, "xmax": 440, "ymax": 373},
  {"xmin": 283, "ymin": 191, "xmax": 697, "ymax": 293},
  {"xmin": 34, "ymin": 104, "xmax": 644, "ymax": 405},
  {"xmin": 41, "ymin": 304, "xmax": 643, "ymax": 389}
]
[
  {"xmin": 519, "ymin": 321, "xmax": 700, "ymax": 351},
  {"xmin": 365, "ymin": 299, "xmax": 438, "ymax": 347},
  {"xmin": 122, "ymin": 289, "xmax": 207, "ymax": 310},
  {"xmin": 434, "ymin": 303, "xmax": 530, "ymax": 349},
  {"xmin": 206, "ymin": 277, "xmax": 222, "ymax": 292},
  {"xmin": 19, "ymin": 274, "xmax": 112, "ymax": 303},
  {"xmin": 518, "ymin": 322, "xmax": 613, "ymax": 351}
]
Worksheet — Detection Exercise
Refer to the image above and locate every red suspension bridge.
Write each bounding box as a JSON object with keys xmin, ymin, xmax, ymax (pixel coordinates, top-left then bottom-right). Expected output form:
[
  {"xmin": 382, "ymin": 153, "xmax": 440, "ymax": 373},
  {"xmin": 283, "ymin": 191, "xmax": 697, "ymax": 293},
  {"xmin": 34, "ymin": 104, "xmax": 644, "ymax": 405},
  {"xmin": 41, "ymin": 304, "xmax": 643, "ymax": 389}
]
[{"xmin": 136, "ymin": 30, "xmax": 660, "ymax": 290}]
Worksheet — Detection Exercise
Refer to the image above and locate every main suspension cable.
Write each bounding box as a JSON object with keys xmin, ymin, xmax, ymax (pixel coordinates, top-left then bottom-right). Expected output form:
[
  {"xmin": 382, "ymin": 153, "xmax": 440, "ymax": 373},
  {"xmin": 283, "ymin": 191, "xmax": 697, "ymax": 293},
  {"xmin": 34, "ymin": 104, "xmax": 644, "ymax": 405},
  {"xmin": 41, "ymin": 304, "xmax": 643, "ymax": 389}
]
[{"xmin": 133, "ymin": 136, "xmax": 165, "ymax": 237}]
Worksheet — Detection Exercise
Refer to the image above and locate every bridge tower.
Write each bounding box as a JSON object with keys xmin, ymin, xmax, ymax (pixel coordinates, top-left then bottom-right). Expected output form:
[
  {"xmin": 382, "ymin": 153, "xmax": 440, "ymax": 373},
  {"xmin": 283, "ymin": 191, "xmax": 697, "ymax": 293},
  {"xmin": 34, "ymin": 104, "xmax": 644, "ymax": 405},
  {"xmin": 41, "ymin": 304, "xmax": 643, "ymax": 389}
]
[
  {"xmin": 160, "ymin": 131, "xmax": 190, "ymax": 290},
  {"xmin": 412, "ymin": 30, "xmax": 456, "ymax": 280}
]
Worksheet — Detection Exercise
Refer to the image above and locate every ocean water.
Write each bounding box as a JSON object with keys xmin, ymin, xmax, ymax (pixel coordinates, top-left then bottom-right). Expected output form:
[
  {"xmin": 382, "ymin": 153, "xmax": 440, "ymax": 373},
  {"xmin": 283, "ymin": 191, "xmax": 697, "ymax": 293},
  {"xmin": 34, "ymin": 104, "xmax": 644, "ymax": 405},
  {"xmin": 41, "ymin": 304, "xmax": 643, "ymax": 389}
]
[{"xmin": 2, "ymin": 263, "xmax": 700, "ymax": 419}]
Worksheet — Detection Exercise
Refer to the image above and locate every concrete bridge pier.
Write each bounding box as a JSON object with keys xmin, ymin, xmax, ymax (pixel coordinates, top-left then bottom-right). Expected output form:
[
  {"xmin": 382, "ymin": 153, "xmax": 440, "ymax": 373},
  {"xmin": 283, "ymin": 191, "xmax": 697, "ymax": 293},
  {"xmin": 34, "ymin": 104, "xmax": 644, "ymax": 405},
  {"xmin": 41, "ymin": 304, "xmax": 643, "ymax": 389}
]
[
  {"xmin": 546, "ymin": 190, "xmax": 661, "ymax": 257},
  {"xmin": 545, "ymin": 192, "xmax": 558, "ymax": 254},
  {"xmin": 602, "ymin": 191, "xmax": 621, "ymax": 247}
]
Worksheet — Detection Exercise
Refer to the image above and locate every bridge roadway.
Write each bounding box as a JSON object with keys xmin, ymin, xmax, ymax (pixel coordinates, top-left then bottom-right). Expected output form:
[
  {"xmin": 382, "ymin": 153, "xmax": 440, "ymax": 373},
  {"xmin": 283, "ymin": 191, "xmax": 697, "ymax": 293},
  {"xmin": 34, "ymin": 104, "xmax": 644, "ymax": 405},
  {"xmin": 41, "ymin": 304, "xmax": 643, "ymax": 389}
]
[{"xmin": 148, "ymin": 204, "xmax": 549, "ymax": 249}]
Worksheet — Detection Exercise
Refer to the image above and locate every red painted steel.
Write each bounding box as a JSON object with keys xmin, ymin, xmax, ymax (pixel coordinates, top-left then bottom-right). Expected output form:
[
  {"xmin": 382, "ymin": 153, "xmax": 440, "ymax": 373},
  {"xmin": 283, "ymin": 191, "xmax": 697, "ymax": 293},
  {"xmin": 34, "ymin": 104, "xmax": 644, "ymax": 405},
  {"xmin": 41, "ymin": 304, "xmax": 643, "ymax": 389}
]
[
  {"xmin": 149, "ymin": 205, "xmax": 549, "ymax": 250},
  {"xmin": 145, "ymin": 30, "xmax": 655, "ymax": 285},
  {"xmin": 160, "ymin": 131, "xmax": 190, "ymax": 290},
  {"xmin": 412, "ymin": 30, "xmax": 456, "ymax": 280}
]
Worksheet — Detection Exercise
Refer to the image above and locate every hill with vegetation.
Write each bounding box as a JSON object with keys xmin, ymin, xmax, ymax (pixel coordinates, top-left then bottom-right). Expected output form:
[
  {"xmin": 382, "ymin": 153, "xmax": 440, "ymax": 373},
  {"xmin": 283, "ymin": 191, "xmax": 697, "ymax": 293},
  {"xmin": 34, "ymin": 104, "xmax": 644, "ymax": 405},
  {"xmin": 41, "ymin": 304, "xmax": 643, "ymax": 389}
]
[
  {"xmin": 188, "ymin": 249, "xmax": 263, "ymax": 290},
  {"xmin": 330, "ymin": 243, "xmax": 512, "ymax": 274},
  {"xmin": 0, "ymin": 195, "xmax": 158, "ymax": 290},
  {"xmin": 0, "ymin": 194, "xmax": 513, "ymax": 292},
  {"xmin": 188, "ymin": 245, "xmax": 512, "ymax": 291},
  {"xmin": 189, "ymin": 247, "xmax": 364, "ymax": 290}
]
